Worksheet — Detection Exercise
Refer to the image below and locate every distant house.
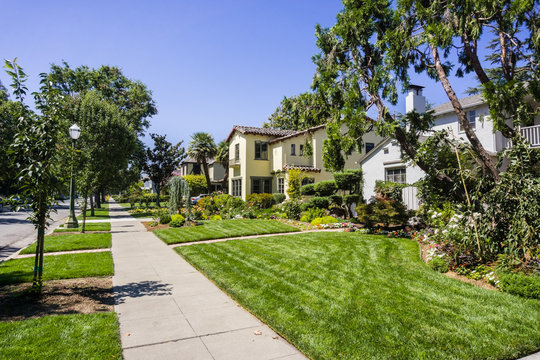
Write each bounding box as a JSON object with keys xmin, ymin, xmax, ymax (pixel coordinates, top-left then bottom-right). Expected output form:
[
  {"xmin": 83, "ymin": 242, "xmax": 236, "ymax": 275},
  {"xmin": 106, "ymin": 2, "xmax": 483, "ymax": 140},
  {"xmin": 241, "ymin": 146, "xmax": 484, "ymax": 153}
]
[
  {"xmin": 225, "ymin": 124, "xmax": 383, "ymax": 200},
  {"xmin": 176, "ymin": 157, "xmax": 226, "ymax": 192},
  {"xmin": 360, "ymin": 85, "xmax": 540, "ymax": 207}
]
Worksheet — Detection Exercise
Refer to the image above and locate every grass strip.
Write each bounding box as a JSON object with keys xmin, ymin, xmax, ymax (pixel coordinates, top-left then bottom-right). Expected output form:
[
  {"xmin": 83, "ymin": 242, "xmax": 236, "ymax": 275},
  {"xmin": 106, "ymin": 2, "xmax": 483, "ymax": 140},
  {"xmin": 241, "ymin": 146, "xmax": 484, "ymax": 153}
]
[
  {"xmin": 76, "ymin": 206, "xmax": 109, "ymax": 220},
  {"xmin": 0, "ymin": 312, "xmax": 121, "ymax": 360},
  {"xmin": 54, "ymin": 222, "xmax": 111, "ymax": 233},
  {"xmin": 20, "ymin": 233, "xmax": 111, "ymax": 254},
  {"xmin": 176, "ymin": 232, "xmax": 540, "ymax": 360},
  {"xmin": 155, "ymin": 219, "xmax": 299, "ymax": 244},
  {"xmin": 0, "ymin": 252, "xmax": 113, "ymax": 286}
]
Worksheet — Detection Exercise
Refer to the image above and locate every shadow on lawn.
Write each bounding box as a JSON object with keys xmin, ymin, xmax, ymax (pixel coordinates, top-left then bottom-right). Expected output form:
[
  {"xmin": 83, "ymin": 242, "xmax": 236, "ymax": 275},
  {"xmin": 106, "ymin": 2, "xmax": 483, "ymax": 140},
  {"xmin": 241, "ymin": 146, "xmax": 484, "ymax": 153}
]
[{"xmin": 114, "ymin": 280, "xmax": 172, "ymax": 304}]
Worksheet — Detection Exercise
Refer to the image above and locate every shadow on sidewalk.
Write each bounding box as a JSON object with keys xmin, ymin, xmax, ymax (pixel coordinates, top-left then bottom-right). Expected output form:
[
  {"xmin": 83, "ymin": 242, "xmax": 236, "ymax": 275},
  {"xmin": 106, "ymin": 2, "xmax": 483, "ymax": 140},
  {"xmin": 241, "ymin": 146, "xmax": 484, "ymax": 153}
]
[{"xmin": 114, "ymin": 280, "xmax": 172, "ymax": 304}]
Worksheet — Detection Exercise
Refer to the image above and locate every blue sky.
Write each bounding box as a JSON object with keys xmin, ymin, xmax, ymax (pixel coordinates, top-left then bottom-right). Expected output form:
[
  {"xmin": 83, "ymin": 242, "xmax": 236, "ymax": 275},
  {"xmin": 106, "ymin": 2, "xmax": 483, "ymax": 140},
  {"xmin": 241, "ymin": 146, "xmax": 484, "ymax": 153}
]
[{"xmin": 2, "ymin": 1, "xmax": 477, "ymax": 146}]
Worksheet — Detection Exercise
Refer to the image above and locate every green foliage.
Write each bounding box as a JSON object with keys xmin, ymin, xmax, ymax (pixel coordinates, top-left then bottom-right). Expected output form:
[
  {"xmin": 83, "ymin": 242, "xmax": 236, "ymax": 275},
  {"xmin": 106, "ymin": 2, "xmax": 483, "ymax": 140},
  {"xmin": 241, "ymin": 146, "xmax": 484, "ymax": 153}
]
[
  {"xmin": 314, "ymin": 180, "xmax": 337, "ymax": 196},
  {"xmin": 183, "ymin": 175, "xmax": 207, "ymax": 196},
  {"xmin": 246, "ymin": 193, "xmax": 274, "ymax": 209},
  {"xmin": 311, "ymin": 216, "xmax": 339, "ymax": 226},
  {"xmin": 286, "ymin": 169, "xmax": 306, "ymax": 200},
  {"xmin": 272, "ymin": 193, "xmax": 286, "ymax": 204},
  {"xmin": 210, "ymin": 214, "xmax": 222, "ymax": 221},
  {"xmin": 265, "ymin": 92, "xmax": 329, "ymax": 130},
  {"xmin": 305, "ymin": 196, "xmax": 330, "ymax": 210},
  {"xmin": 328, "ymin": 194, "xmax": 343, "ymax": 206},
  {"xmin": 168, "ymin": 176, "xmax": 191, "ymax": 215},
  {"xmin": 375, "ymin": 181, "xmax": 409, "ymax": 203},
  {"xmin": 195, "ymin": 193, "xmax": 245, "ymax": 219},
  {"xmin": 498, "ymin": 272, "xmax": 540, "ymax": 300},
  {"xmin": 333, "ymin": 169, "xmax": 363, "ymax": 194},
  {"xmin": 343, "ymin": 194, "xmax": 360, "ymax": 206},
  {"xmin": 357, "ymin": 199, "xmax": 409, "ymax": 227},
  {"xmin": 169, "ymin": 214, "xmax": 185, "ymax": 227},
  {"xmin": 159, "ymin": 212, "xmax": 171, "ymax": 224},
  {"xmin": 429, "ymin": 257, "xmax": 449, "ymax": 273},
  {"xmin": 300, "ymin": 183, "xmax": 316, "ymax": 196},
  {"xmin": 187, "ymin": 132, "xmax": 217, "ymax": 191},
  {"xmin": 281, "ymin": 200, "xmax": 302, "ymax": 220},
  {"xmin": 300, "ymin": 207, "xmax": 327, "ymax": 223}
]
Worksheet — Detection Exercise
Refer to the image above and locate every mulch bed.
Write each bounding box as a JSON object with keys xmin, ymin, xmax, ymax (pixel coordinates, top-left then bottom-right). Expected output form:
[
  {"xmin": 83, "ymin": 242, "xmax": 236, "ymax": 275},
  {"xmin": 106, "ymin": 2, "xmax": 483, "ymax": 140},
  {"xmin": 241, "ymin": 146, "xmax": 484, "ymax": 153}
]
[
  {"xmin": 142, "ymin": 221, "xmax": 168, "ymax": 231},
  {"xmin": 0, "ymin": 277, "xmax": 114, "ymax": 321}
]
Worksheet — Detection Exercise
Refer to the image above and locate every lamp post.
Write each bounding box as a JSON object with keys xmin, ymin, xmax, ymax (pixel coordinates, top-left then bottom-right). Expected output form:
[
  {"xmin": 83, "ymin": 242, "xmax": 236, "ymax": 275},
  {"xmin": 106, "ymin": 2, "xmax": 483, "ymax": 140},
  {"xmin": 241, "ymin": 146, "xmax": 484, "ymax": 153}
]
[{"xmin": 66, "ymin": 124, "xmax": 81, "ymax": 228}]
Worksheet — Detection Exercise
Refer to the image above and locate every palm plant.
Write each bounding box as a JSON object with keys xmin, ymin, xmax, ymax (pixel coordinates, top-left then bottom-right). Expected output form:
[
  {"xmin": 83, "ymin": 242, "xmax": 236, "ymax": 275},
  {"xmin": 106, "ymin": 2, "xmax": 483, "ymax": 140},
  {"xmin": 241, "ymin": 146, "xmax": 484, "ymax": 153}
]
[
  {"xmin": 187, "ymin": 132, "xmax": 217, "ymax": 191},
  {"xmin": 215, "ymin": 140, "xmax": 229, "ymax": 191}
]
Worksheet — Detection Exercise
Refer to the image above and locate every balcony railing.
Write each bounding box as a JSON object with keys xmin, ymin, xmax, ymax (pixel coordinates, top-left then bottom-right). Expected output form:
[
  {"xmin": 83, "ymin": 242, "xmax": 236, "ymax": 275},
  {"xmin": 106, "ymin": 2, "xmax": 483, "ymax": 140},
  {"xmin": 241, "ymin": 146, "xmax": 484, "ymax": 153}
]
[
  {"xmin": 506, "ymin": 124, "xmax": 540, "ymax": 148},
  {"xmin": 229, "ymin": 158, "xmax": 241, "ymax": 166}
]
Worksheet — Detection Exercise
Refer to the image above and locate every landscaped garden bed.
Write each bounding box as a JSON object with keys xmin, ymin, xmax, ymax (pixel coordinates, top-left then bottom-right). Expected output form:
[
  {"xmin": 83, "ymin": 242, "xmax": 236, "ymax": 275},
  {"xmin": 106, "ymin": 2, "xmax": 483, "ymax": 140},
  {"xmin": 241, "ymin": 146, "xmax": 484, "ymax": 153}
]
[
  {"xmin": 175, "ymin": 232, "xmax": 540, "ymax": 360},
  {"xmin": 154, "ymin": 219, "xmax": 300, "ymax": 244}
]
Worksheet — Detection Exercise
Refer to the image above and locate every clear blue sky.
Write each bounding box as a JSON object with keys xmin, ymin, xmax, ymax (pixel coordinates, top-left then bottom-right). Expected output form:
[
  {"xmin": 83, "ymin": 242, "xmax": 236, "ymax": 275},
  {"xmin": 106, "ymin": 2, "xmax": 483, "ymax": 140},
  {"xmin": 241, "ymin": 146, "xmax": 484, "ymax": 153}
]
[{"xmin": 2, "ymin": 0, "xmax": 475, "ymax": 146}]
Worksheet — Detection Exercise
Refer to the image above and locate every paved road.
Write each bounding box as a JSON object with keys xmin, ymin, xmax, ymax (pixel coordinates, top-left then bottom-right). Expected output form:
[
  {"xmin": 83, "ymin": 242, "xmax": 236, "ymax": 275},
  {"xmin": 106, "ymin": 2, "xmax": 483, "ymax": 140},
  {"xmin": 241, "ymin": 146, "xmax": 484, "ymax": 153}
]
[{"xmin": 0, "ymin": 201, "xmax": 77, "ymax": 261}]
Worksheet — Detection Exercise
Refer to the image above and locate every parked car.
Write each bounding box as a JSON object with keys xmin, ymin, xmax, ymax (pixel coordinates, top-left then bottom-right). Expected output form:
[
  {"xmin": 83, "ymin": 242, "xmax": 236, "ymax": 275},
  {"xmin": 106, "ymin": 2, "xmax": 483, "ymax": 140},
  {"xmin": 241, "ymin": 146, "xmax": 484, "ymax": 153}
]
[{"xmin": 191, "ymin": 194, "xmax": 209, "ymax": 205}]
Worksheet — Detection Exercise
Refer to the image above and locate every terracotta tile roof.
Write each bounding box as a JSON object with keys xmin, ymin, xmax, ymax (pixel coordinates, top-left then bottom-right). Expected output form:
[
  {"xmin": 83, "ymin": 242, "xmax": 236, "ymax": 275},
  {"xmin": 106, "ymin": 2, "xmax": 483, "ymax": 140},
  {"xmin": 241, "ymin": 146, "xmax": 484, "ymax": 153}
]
[
  {"xmin": 283, "ymin": 164, "xmax": 322, "ymax": 173},
  {"xmin": 226, "ymin": 125, "xmax": 298, "ymax": 142},
  {"xmin": 269, "ymin": 125, "xmax": 326, "ymax": 144},
  {"xmin": 432, "ymin": 94, "xmax": 484, "ymax": 116}
]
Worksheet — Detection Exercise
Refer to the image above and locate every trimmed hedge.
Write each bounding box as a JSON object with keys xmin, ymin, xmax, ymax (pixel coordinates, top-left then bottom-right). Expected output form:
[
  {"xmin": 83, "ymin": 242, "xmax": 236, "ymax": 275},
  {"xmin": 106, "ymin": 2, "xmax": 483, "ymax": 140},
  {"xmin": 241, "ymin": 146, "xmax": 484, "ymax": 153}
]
[
  {"xmin": 329, "ymin": 194, "xmax": 343, "ymax": 206},
  {"xmin": 314, "ymin": 180, "xmax": 338, "ymax": 196},
  {"xmin": 498, "ymin": 272, "xmax": 540, "ymax": 299},
  {"xmin": 300, "ymin": 183, "xmax": 316, "ymax": 195},
  {"xmin": 273, "ymin": 193, "xmax": 286, "ymax": 204},
  {"xmin": 246, "ymin": 193, "xmax": 274, "ymax": 209}
]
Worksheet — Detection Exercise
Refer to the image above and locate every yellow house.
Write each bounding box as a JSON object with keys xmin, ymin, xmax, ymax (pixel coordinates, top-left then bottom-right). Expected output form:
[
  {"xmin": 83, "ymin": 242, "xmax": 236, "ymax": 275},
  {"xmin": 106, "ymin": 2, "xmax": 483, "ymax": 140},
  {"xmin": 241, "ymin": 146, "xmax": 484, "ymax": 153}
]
[{"xmin": 226, "ymin": 124, "xmax": 383, "ymax": 200}]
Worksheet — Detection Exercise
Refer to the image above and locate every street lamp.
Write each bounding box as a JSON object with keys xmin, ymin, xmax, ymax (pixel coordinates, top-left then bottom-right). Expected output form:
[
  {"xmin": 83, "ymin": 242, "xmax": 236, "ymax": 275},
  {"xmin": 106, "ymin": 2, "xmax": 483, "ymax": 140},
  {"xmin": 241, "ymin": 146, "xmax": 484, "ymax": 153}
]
[{"xmin": 66, "ymin": 124, "xmax": 81, "ymax": 228}]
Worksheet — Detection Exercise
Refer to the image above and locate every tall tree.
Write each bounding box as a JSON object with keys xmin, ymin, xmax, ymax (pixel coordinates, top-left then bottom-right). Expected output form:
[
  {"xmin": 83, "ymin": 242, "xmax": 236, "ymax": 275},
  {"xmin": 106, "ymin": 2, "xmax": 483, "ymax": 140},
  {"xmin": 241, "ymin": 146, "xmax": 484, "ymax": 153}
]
[
  {"xmin": 143, "ymin": 133, "xmax": 186, "ymax": 207},
  {"xmin": 187, "ymin": 132, "xmax": 217, "ymax": 191},
  {"xmin": 0, "ymin": 84, "xmax": 22, "ymax": 195},
  {"xmin": 5, "ymin": 59, "xmax": 68, "ymax": 290},
  {"xmin": 215, "ymin": 140, "xmax": 229, "ymax": 191}
]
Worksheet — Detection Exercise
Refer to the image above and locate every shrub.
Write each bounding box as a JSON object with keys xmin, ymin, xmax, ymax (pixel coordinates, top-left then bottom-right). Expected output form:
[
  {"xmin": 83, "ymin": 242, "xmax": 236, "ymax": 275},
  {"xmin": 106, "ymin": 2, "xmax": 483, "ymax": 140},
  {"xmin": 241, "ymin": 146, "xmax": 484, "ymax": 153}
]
[
  {"xmin": 329, "ymin": 194, "xmax": 343, "ymax": 206},
  {"xmin": 333, "ymin": 169, "xmax": 363, "ymax": 194},
  {"xmin": 272, "ymin": 193, "xmax": 286, "ymax": 204},
  {"xmin": 314, "ymin": 180, "xmax": 338, "ymax": 196},
  {"xmin": 498, "ymin": 272, "xmax": 540, "ymax": 299},
  {"xmin": 159, "ymin": 212, "xmax": 171, "ymax": 224},
  {"xmin": 375, "ymin": 181, "xmax": 409, "ymax": 202},
  {"xmin": 210, "ymin": 214, "xmax": 222, "ymax": 221},
  {"xmin": 300, "ymin": 207, "xmax": 327, "ymax": 223},
  {"xmin": 282, "ymin": 200, "xmax": 302, "ymax": 220},
  {"xmin": 300, "ymin": 183, "xmax": 316, "ymax": 195},
  {"xmin": 311, "ymin": 216, "xmax": 338, "ymax": 226},
  {"xmin": 311, "ymin": 197, "xmax": 330, "ymax": 209},
  {"xmin": 343, "ymin": 194, "xmax": 360, "ymax": 206},
  {"xmin": 246, "ymin": 193, "xmax": 274, "ymax": 209},
  {"xmin": 429, "ymin": 256, "xmax": 449, "ymax": 273},
  {"xmin": 169, "ymin": 214, "xmax": 185, "ymax": 227},
  {"xmin": 287, "ymin": 169, "xmax": 307, "ymax": 200},
  {"xmin": 356, "ymin": 198, "xmax": 408, "ymax": 227},
  {"xmin": 183, "ymin": 174, "xmax": 208, "ymax": 196}
]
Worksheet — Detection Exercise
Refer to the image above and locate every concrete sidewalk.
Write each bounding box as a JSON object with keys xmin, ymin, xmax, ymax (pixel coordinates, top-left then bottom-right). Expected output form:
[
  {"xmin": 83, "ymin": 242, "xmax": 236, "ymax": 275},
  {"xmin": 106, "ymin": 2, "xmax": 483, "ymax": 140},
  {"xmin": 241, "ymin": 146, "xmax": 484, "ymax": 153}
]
[{"xmin": 110, "ymin": 202, "xmax": 307, "ymax": 360}]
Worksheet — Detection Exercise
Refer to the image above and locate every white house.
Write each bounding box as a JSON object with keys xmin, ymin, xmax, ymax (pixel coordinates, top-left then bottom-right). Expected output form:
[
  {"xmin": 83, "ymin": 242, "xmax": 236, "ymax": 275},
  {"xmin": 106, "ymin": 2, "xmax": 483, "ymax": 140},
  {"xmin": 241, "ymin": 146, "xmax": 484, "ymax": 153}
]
[{"xmin": 360, "ymin": 85, "xmax": 540, "ymax": 206}]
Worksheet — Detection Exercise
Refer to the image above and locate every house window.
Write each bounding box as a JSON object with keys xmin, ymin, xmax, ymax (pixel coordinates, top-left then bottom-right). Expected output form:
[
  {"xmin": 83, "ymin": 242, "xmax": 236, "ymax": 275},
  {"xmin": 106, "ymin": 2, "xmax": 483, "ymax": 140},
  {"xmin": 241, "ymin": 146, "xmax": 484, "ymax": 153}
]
[
  {"xmin": 386, "ymin": 168, "xmax": 406, "ymax": 184},
  {"xmin": 459, "ymin": 110, "xmax": 476, "ymax": 132},
  {"xmin": 278, "ymin": 178, "xmax": 285, "ymax": 194},
  {"xmin": 291, "ymin": 144, "xmax": 296, "ymax": 156},
  {"xmin": 254, "ymin": 141, "xmax": 268, "ymax": 160},
  {"xmin": 299, "ymin": 144, "xmax": 304, "ymax": 156},
  {"xmin": 232, "ymin": 179, "xmax": 242, "ymax": 197},
  {"xmin": 302, "ymin": 177, "xmax": 314, "ymax": 186},
  {"xmin": 251, "ymin": 178, "xmax": 272, "ymax": 194},
  {"xmin": 365, "ymin": 143, "xmax": 375, "ymax": 153},
  {"xmin": 234, "ymin": 143, "xmax": 240, "ymax": 160}
]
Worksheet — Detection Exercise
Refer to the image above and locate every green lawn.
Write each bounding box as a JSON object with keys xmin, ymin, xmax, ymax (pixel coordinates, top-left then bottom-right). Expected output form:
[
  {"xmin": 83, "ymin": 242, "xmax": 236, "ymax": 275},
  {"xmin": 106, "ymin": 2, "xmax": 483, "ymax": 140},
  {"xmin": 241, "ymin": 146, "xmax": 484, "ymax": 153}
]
[
  {"xmin": 54, "ymin": 222, "xmax": 111, "ymax": 233},
  {"xmin": 155, "ymin": 219, "xmax": 300, "ymax": 244},
  {"xmin": 76, "ymin": 206, "xmax": 109, "ymax": 220},
  {"xmin": 20, "ymin": 233, "xmax": 111, "ymax": 255},
  {"xmin": 0, "ymin": 252, "xmax": 114, "ymax": 286},
  {"xmin": 176, "ymin": 232, "xmax": 540, "ymax": 360},
  {"xmin": 0, "ymin": 313, "xmax": 121, "ymax": 359}
]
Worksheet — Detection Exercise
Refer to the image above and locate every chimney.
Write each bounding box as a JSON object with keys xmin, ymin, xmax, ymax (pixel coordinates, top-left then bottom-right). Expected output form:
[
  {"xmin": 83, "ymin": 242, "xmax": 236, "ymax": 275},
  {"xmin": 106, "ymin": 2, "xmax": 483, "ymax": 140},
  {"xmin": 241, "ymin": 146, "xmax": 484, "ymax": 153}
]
[{"xmin": 406, "ymin": 84, "xmax": 426, "ymax": 114}]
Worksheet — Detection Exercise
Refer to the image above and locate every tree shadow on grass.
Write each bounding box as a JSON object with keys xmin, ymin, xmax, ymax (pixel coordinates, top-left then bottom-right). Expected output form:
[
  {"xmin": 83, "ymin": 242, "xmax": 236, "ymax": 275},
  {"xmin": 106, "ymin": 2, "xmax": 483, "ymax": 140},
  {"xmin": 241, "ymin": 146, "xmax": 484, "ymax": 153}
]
[{"xmin": 114, "ymin": 280, "xmax": 172, "ymax": 304}]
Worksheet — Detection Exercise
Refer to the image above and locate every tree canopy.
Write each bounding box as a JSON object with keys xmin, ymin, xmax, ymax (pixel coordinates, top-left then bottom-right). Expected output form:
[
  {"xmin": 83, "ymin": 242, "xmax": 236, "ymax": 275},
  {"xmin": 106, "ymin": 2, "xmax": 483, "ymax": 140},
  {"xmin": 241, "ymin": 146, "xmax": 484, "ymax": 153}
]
[{"xmin": 187, "ymin": 132, "xmax": 217, "ymax": 191}]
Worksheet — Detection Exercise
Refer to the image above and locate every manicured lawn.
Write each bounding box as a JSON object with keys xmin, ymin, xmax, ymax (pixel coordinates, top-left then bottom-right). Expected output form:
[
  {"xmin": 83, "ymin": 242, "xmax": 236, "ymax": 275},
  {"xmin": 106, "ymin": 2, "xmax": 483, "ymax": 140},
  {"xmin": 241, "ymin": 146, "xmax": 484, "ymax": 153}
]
[
  {"xmin": 155, "ymin": 219, "xmax": 299, "ymax": 244},
  {"xmin": 0, "ymin": 312, "xmax": 121, "ymax": 359},
  {"xmin": 19, "ymin": 233, "xmax": 111, "ymax": 254},
  {"xmin": 0, "ymin": 252, "xmax": 114, "ymax": 286},
  {"xmin": 54, "ymin": 222, "xmax": 111, "ymax": 233},
  {"xmin": 76, "ymin": 206, "xmax": 109, "ymax": 220},
  {"xmin": 176, "ymin": 232, "xmax": 540, "ymax": 360}
]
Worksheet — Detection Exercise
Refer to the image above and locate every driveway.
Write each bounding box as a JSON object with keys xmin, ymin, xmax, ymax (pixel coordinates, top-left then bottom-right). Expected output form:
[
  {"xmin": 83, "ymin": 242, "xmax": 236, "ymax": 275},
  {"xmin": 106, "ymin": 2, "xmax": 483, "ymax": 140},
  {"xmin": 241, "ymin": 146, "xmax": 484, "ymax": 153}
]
[{"xmin": 0, "ymin": 200, "xmax": 77, "ymax": 261}]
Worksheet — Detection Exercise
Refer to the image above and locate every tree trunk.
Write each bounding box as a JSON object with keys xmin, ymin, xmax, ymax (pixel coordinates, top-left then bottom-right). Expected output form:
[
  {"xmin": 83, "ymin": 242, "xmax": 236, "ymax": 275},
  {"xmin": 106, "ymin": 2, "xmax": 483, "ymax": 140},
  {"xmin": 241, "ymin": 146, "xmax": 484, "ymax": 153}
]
[
  {"xmin": 82, "ymin": 190, "xmax": 88, "ymax": 233},
  {"xmin": 90, "ymin": 195, "xmax": 95, "ymax": 217},
  {"xmin": 429, "ymin": 41, "xmax": 501, "ymax": 182},
  {"xmin": 32, "ymin": 194, "xmax": 46, "ymax": 291},
  {"xmin": 101, "ymin": 188, "xmax": 106, "ymax": 203},
  {"xmin": 202, "ymin": 161, "xmax": 211, "ymax": 193},
  {"xmin": 156, "ymin": 185, "xmax": 161, "ymax": 208},
  {"xmin": 96, "ymin": 192, "xmax": 101, "ymax": 209}
]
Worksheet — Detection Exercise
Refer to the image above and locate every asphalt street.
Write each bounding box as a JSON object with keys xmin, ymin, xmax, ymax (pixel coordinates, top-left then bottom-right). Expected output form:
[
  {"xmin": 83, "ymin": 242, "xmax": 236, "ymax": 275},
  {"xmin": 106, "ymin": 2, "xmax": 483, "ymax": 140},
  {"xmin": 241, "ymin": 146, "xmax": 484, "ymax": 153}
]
[{"xmin": 0, "ymin": 201, "xmax": 78, "ymax": 261}]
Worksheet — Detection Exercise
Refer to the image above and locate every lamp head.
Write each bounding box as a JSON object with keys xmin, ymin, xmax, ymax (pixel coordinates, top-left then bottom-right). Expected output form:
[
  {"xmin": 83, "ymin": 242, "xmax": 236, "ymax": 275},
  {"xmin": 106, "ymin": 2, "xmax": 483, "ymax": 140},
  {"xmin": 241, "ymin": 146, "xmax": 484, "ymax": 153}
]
[{"xmin": 69, "ymin": 124, "xmax": 81, "ymax": 140}]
